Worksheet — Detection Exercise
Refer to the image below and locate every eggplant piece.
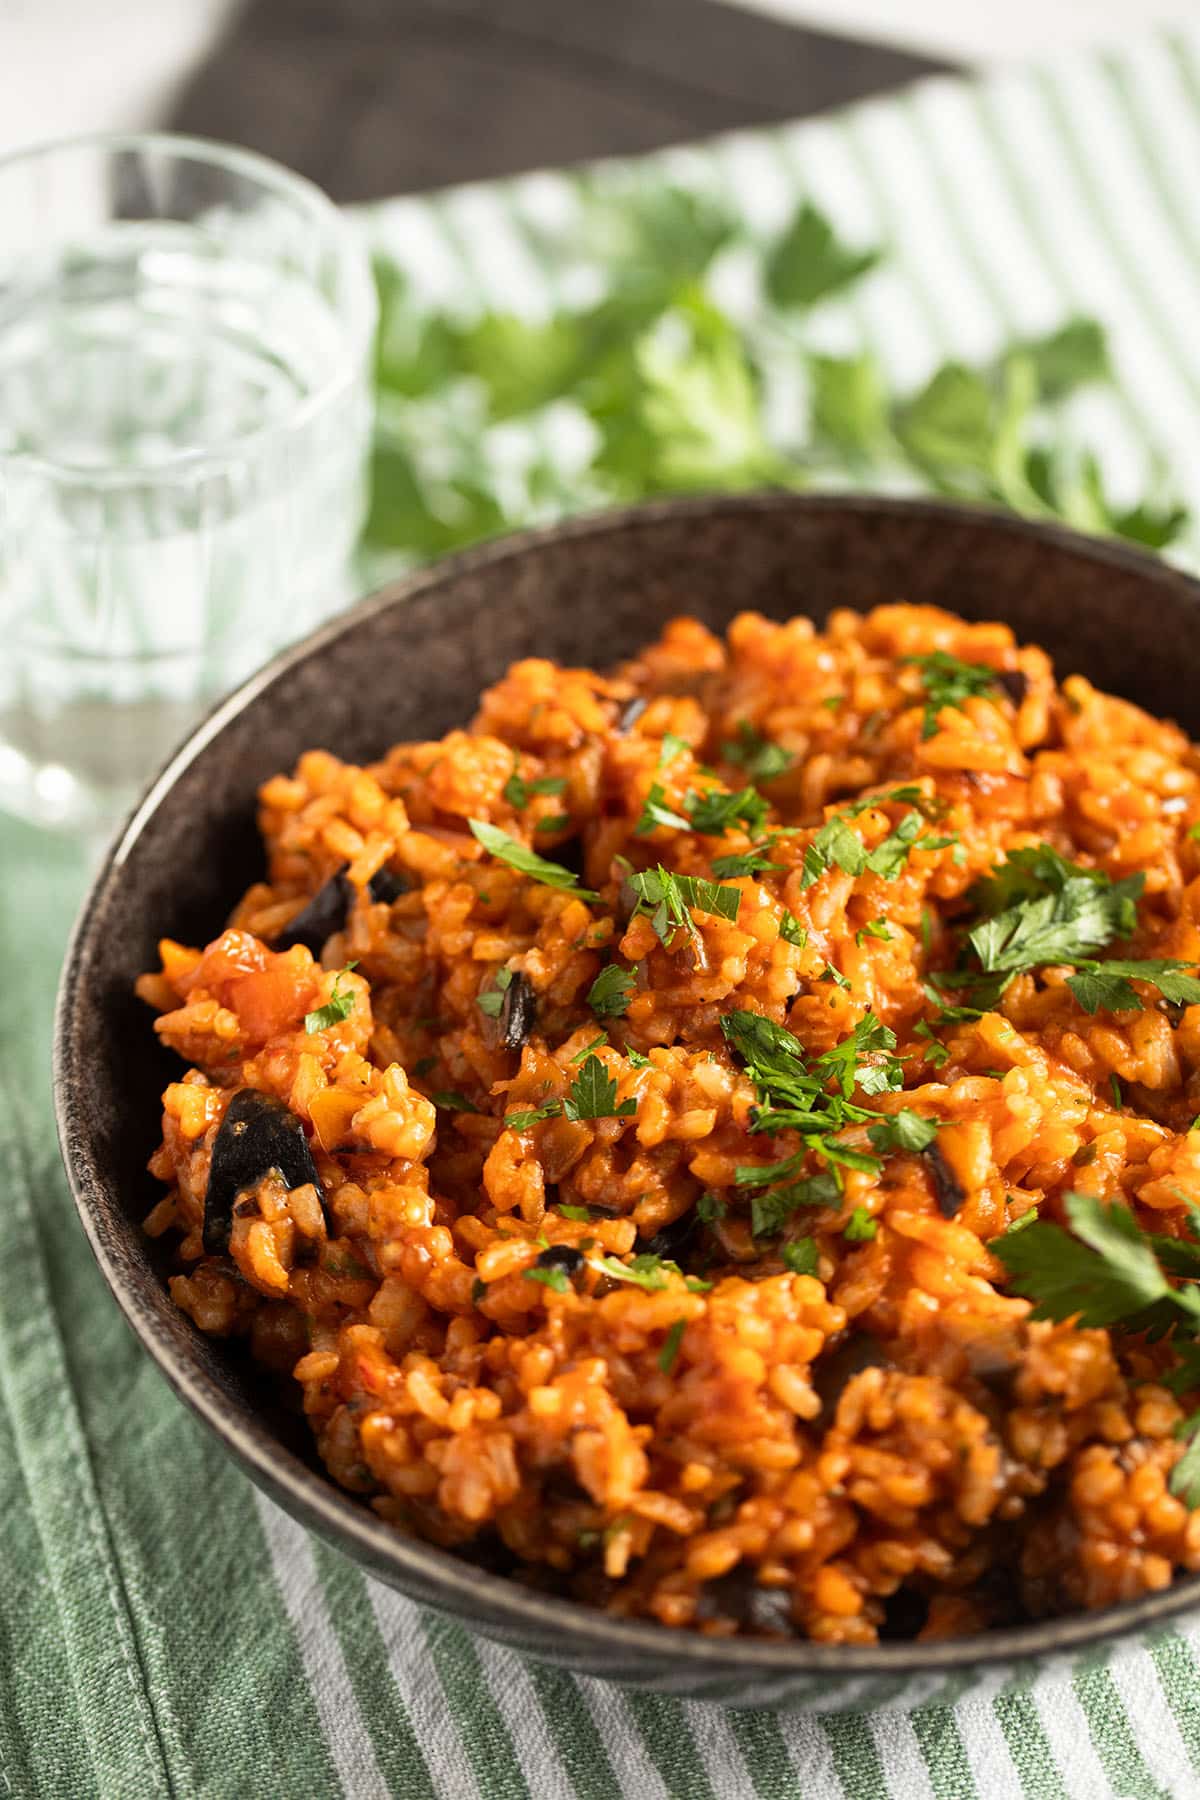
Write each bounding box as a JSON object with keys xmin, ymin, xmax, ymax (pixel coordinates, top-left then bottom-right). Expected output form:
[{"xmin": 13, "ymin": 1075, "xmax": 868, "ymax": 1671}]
[
  {"xmin": 535, "ymin": 1244, "xmax": 584, "ymax": 1275},
  {"xmin": 499, "ymin": 972, "xmax": 537, "ymax": 1052},
  {"xmin": 273, "ymin": 866, "xmax": 352, "ymax": 955},
  {"xmin": 641, "ymin": 1210, "xmax": 699, "ymax": 1263},
  {"xmin": 368, "ymin": 866, "xmax": 409, "ymax": 905},
  {"xmin": 925, "ymin": 1142, "xmax": 965, "ymax": 1219},
  {"xmin": 812, "ymin": 1332, "xmax": 890, "ymax": 1423},
  {"xmin": 616, "ymin": 696, "xmax": 647, "ymax": 734},
  {"xmin": 995, "ymin": 669, "xmax": 1029, "ymax": 706},
  {"xmin": 694, "ymin": 1569, "xmax": 795, "ymax": 1636},
  {"xmin": 204, "ymin": 1088, "xmax": 326, "ymax": 1254}
]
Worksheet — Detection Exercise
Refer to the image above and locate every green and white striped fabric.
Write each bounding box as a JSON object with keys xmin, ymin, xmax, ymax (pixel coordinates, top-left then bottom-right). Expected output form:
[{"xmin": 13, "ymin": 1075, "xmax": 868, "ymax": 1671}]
[{"xmin": 9, "ymin": 25, "xmax": 1200, "ymax": 1800}]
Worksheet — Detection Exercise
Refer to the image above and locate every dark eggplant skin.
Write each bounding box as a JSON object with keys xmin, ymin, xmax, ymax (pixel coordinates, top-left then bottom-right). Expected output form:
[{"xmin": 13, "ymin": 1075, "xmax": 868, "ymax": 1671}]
[
  {"xmin": 368, "ymin": 866, "xmax": 409, "ymax": 905},
  {"xmin": 272, "ymin": 863, "xmax": 408, "ymax": 957},
  {"xmin": 499, "ymin": 972, "xmax": 537, "ymax": 1052},
  {"xmin": 273, "ymin": 867, "xmax": 352, "ymax": 955},
  {"xmin": 995, "ymin": 669, "xmax": 1029, "ymax": 706},
  {"xmin": 535, "ymin": 1244, "xmax": 584, "ymax": 1274},
  {"xmin": 640, "ymin": 1210, "xmax": 699, "ymax": 1263},
  {"xmin": 616, "ymin": 696, "xmax": 647, "ymax": 734},
  {"xmin": 925, "ymin": 1142, "xmax": 966, "ymax": 1218},
  {"xmin": 694, "ymin": 1569, "xmax": 795, "ymax": 1635},
  {"xmin": 204, "ymin": 1089, "xmax": 326, "ymax": 1254}
]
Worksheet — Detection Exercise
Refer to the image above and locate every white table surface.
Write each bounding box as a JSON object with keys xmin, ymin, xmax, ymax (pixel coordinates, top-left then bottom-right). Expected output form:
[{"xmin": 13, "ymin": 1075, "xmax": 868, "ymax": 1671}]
[{"xmin": 2, "ymin": 0, "xmax": 1198, "ymax": 164}]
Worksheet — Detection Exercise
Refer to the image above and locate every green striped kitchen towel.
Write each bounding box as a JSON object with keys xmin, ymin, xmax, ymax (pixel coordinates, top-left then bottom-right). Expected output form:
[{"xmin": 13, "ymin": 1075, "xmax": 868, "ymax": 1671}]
[{"xmin": 8, "ymin": 24, "xmax": 1200, "ymax": 1800}]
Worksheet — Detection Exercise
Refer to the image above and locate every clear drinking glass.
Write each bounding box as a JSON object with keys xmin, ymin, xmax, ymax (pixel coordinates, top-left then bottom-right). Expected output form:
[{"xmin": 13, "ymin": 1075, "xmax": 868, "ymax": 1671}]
[{"xmin": 0, "ymin": 133, "xmax": 377, "ymax": 833}]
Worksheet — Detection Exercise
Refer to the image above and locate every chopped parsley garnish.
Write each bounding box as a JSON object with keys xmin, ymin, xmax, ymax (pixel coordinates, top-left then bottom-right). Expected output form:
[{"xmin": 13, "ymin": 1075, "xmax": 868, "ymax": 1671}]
[
  {"xmin": 627, "ymin": 865, "xmax": 742, "ymax": 947},
  {"xmin": 469, "ymin": 819, "xmax": 599, "ymax": 899},
  {"xmin": 658, "ymin": 732, "xmax": 691, "ymax": 768},
  {"xmin": 524, "ymin": 1264, "xmax": 571, "ymax": 1294},
  {"xmin": 940, "ymin": 849, "xmax": 1200, "ymax": 1015},
  {"xmin": 779, "ymin": 910, "xmax": 808, "ymax": 948},
  {"xmin": 913, "ymin": 1021, "xmax": 950, "ymax": 1068},
  {"xmin": 635, "ymin": 782, "xmax": 692, "ymax": 836},
  {"xmin": 720, "ymin": 1010, "xmax": 906, "ymax": 1174},
  {"xmin": 625, "ymin": 1046, "xmax": 651, "ymax": 1068},
  {"xmin": 433, "ymin": 1090, "xmax": 476, "ymax": 1112},
  {"xmin": 412, "ymin": 1055, "xmax": 437, "ymax": 1078},
  {"xmin": 1111, "ymin": 1074, "xmax": 1123, "ymax": 1110},
  {"xmin": 1065, "ymin": 960, "xmax": 1200, "ymax": 1015},
  {"xmin": 696, "ymin": 1192, "xmax": 727, "ymax": 1223},
  {"xmin": 588, "ymin": 963, "xmax": 637, "ymax": 1018},
  {"xmin": 570, "ymin": 1034, "xmax": 609, "ymax": 1062},
  {"xmin": 821, "ymin": 963, "xmax": 851, "ymax": 990},
  {"xmin": 722, "ymin": 722, "xmax": 793, "ymax": 781},
  {"xmin": 751, "ymin": 1174, "xmax": 839, "ymax": 1238},
  {"xmin": 658, "ymin": 1318, "xmax": 687, "ymax": 1373},
  {"xmin": 594, "ymin": 1253, "xmax": 673, "ymax": 1291},
  {"xmin": 304, "ymin": 965, "xmax": 358, "ymax": 1034},
  {"xmin": 477, "ymin": 967, "xmax": 514, "ymax": 1018},
  {"xmin": 557, "ymin": 1204, "xmax": 592, "ymax": 1221},
  {"xmin": 781, "ymin": 1238, "xmax": 819, "ymax": 1275},
  {"xmin": 471, "ymin": 1277, "xmax": 488, "ymax": 1302},
  {"xmin": 843, "ymin": 1207, "xmax": 878, "ymax": 1241},
  {"xmin": 993, "ymin": 1191, "xmax": 1200, "ymax": 1333},
  {"xmin": 503, "ymin": 757, "xmax": 567, "ymax": 809},
  {"xmin": 907, "ymin": 650, "xmax": 1003, "ymax": 739},
  {"xmin": 800, "ymin": 788, "xmax": 941, "ymax": 890},
  {"xmin": 856, "ymin": 919, "xmax": 892, "ymax": 945},
  {"xmin": 711, "ymin": 845, "xmax": 788, "ymax": 879},
  {"xmin": 686, "ymin": 785, "xmax": 771, "ymax": 836},
  {"xmin": 505, "ymin": 1101, "xmax": 560, "ymax": 1130},
  {"xmin": 562, "ymin": 1055, "xmax": 637, "ymax": 1122},
  {"xmin": 534, "ymin": 813, "xmax": 572, "ymax": 834},
  {"xmin": 867, "ymin": 1109, "xmax": 940, "ymax": 1154}
]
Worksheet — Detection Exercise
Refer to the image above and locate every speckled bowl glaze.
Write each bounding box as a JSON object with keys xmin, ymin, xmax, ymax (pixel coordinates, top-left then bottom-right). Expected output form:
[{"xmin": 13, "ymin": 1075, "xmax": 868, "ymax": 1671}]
[{"xmin": 55, "ymin": 496, "xmax": 1200, "ymax": 1711}]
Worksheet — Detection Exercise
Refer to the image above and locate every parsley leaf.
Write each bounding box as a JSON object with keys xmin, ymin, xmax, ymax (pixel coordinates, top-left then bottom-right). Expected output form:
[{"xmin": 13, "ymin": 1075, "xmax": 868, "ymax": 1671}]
[
  {"xmin": 992, "ymin": 1191, "xmax": 1198, "ymax": 1330},
  {"xmin": 751, "ymin": 1173, "xmax": 840, "ymax": 1238},
  {"xmin": 503, "ymin": 757, "xmax": 567, "ymax": 809},
  {"xmin": 967, "ymin": 872, "xmax": 1143, "ymax": 987},
  {"xmin": 433, "ymin": 1090, "xmax": 477, "ymax": 1113},
  {"xmin": 906, "ymin": 651, "xmax": 1003, "ymax": 739},
  {"xmin": 469, "ymin": 819, "xmax": 599, "ymax": 898},
  {"xmin": 477, "ymin": 967, "xmax": 514, "ymax": 1018},
  {"xmin": 563, "ymin": 1055, "xmax": 637, "ymax": 1122},
  {"xmin": 658, "ymin": 732, "xmax": 691, "ymax": 768},
  {"xmin": 843, "ymin": 1207, "xmax": 878, "ymax": 1241},
  {"xmin": 722, "ymin": 722, "xmax": 793, "ymax": 781},
  {"xmin": 524, "ymin": 1265, "xmax": 571, "ymax": 1294},
  {"xmin": 1065, "ymin": 959, "xmax": 1200, "ymax": 1015},
  {"xmin": 779, "ymin": 910, "xmax": 808, "ymax": 948},
  {"xmin": 628, "ymin": 865, "xmax": 742, "ymax": 946},
  {"xmin": 781, "ymin": 1238, "xmax": 820, "ymax": 1275},
  {"xmin": 506, "ymin": 1101, "xmax": 561, "ymax": 1130},
  {"xmin": 696, "ymin": 1193, "xmax": 727, "ymax": 1223},
  {"xmin": 711, "ymin": 847, "xmax": 788, "ymax": 878},
  {"xmin": 595, "ymin": 1252, "xmax": 674, "ymax": 1291},
  {"xmin": 968, "ymin": 844, "xmax": 1106, "ymax": 917},
  {"xmin": 856, "ymin": 919, "xmax": 892, "ymax": 945},
  {"xmin": 588, "ymin": 964, "xmax": 637, "ymax": 1018},
  {"xmin": 867, "ymin": 1109, "xmax": 940, "ymax": 1154},
  {"xmin": 635, "ymin": 782, "xmax": 692, "ymax": 836},
  {"xmin": 658, "ymin": 1318, "xmax": 687, "ymax": 1373},
  {"xmin": 686, "ymin": 785, "xmax": 771, "ymax": 836},
  {"xmin": 766, "ymin": 201, "xmax": 881, "ymax": 310},
  {"xmin": 304, "ymin": 966, "xmax": 358, "ymax": 1034}
]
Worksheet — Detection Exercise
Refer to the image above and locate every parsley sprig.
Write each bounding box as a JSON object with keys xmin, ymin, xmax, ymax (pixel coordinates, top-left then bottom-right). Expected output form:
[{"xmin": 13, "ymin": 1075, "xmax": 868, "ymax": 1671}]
[
  {"xmin": 304, "ymin": 965, "xmax": 358, "ymax": 1034},
  {"xmin": 502, "ymin": 756, "xmax": 567, "ymax": 810},
  {"xmin": 906, "ymin": 651, "xmax": 1004, "ymax": 739},
  {"xmin": 470, "ymin": 819, "xmax": 598, "ymax": 899},
  {"xmin": 588, "ymin": 964, "xmax": 636, "ymax": 1018},
  {"xmin": 627, "ymin": 865, "xmax": 742, "ymax": 947},
  {"xmin": 941, "ymin": 846, "xmax": 1200, "ymax": 1014},
  {"xmin": 505, "ymin": 1053, "xmax": 638, "ymax": 1132},
  {"xmin": 994, "ymin": 1189, "xmax": 1200, "ymax": 1505},
  {"xmin": 800, "ymin": 786, "xmax": 947, "ymax": 890}
]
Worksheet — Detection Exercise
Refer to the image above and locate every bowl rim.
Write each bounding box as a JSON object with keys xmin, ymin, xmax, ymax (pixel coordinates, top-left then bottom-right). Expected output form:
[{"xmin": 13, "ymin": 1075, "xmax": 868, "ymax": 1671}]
[{"xmin": 54, "ymin": 491, "xmax": 1200, "ymax": 1676}]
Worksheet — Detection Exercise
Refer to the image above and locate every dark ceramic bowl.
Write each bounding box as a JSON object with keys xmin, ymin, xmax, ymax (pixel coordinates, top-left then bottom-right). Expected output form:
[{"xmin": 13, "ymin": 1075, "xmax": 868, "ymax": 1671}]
[{"xmin": 55, "ymin": 495, "xmax": 1200, "ymax": 1711}]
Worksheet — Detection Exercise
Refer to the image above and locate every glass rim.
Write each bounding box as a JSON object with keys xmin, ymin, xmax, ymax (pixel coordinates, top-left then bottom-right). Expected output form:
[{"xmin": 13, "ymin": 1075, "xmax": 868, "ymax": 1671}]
[{"xmin": 0, "ymin": 129, "xmax": 377, "ymax": 488}]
